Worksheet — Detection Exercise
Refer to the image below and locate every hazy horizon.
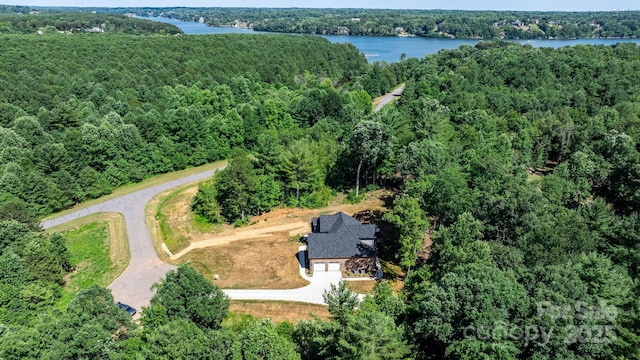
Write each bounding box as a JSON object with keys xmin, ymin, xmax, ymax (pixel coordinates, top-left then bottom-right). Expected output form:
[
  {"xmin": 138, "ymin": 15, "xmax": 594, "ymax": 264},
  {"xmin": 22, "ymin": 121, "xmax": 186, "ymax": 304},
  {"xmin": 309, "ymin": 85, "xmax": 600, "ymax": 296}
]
[{"xmin": 6, "ymin": 0, "xmax": 640, "ymax": 11}]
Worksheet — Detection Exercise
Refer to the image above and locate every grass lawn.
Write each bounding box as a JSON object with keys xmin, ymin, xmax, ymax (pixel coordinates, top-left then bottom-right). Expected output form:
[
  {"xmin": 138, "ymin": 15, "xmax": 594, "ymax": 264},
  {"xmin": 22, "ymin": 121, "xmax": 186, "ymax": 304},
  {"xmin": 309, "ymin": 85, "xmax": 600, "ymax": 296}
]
[
  {"xmin": 46, "ymin": 213, "xmax": 129, "ymax": 308},
  {"xmin": 42, "ymin": 160, "xmax": 226, "ymax": 222},
  {"xmin": 226, "ymin": 300, "xmax": 331, "ymax": 325}
]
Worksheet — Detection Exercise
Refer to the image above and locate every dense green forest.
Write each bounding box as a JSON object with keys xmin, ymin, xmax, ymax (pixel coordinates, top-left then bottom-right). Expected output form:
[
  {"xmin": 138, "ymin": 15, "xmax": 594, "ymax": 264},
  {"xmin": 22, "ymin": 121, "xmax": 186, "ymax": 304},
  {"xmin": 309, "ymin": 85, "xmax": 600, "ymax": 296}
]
[
  {"xmin": 0, "ymin": 10, "xmax": 182, "ymax": 34},
  {"xmin": 383, "ymin": 41, "xmax": 640, "ymax": 359},
  {"xmin": 101, "ymin": 7, "xmax": 640, "ymax": 39},
  {"xmin": 0, "ymin": 33, "xmax": 373, "ymax": 225},
  {"xmin": 1, "ymin": 9, "xmax": 640, "ymax": 359}
]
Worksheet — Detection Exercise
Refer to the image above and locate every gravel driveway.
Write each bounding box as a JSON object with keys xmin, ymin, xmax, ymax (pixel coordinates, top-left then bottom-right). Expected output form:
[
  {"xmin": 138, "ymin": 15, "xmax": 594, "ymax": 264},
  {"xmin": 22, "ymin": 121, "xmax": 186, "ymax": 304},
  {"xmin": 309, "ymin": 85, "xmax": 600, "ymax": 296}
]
[
  {"xmin": 223, "ymin": 271, "xmax": 343, "ymax": 304},
  {"xmin": 40, "ymin": 90, "xmax": 396, "ymax": 312},
  {"xmin": 41, "ymin": 163, "xmax": 373, "ymax": 315}
]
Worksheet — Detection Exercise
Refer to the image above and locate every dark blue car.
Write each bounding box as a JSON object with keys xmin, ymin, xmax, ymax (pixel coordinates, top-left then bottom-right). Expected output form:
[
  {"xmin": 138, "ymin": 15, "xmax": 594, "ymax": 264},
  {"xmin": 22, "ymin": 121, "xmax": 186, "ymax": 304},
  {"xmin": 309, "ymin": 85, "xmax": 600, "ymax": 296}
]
[{"xmin": 117, "ymin": 301, "xmax": 137, "ymax": 316}]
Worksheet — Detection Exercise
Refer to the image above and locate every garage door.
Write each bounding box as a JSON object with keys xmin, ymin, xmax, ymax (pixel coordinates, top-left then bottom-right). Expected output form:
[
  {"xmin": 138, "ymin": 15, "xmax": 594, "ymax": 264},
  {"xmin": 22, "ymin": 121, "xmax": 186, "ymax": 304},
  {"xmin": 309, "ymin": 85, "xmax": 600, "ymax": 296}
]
[
  {"xmin": 328, "ymin": 262, "xmax": 341, "ymax": 271},
  {"xmin": 313, "ymin": 262, "xmax": 326, "ymax": 272}
]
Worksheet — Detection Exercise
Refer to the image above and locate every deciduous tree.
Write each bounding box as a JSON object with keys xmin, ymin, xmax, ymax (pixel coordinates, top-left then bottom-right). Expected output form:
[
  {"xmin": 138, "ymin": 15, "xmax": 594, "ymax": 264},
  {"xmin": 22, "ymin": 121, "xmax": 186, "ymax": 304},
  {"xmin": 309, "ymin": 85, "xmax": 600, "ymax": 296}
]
[
  {"xmin": 383, "ymin": 195, "xmax": 429, "ymax": 273},
  {"xmin": 148, "ymin": 264, "xmax": 229, "ymax": 330},
  {"xmin": 349, "ymin": 120, "xmax": 393, "ymax": 197}
]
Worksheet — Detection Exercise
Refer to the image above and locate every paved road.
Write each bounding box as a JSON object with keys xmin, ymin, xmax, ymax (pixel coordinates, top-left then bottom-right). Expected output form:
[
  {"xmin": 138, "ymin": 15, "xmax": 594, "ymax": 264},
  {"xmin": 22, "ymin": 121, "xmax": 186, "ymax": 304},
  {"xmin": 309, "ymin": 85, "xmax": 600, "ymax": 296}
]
[
  {"xmin": 42, "ymin": 167, "xmax": 223, "ymax": 312},
  {"xmin": 374, "ymin": 83, "xmax": 405, "ymax": 112}
]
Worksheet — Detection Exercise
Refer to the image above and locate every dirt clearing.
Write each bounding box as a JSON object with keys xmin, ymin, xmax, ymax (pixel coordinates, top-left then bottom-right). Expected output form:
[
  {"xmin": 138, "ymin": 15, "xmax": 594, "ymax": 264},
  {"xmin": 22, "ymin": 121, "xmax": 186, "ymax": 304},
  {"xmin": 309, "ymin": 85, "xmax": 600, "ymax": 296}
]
[
  {"xmin": 182, "ymin": 236, "xmax": 309, "ymax": 289},
  {"xmin": 149, "ymin": 187, "xmax": 391, "ymax": 289},
  {"xmin": 228, "ymin": 300, "xmax": 331, "ymax": 324},
  {"xmin": 154, "ymin": 187, "xmax": 389, "ymax": 259}
]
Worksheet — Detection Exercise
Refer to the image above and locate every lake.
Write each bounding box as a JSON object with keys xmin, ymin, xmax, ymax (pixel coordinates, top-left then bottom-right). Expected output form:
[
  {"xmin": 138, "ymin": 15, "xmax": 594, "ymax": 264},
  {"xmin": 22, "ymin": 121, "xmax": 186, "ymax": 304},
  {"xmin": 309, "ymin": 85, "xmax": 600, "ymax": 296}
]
[{"xmin": 144, "ymin": 16, "xmax": 640, "ymax": 63}]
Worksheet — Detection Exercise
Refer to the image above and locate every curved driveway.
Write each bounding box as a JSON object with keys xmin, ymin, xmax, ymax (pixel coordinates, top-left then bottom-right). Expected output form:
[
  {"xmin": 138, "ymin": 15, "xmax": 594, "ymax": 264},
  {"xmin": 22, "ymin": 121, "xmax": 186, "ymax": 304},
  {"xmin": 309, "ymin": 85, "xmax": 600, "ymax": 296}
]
[
  {"xmin": 225, "ymin": 272, "xmax": 343, "ymax": 304},
  {"xmin": 42, "ymin": 167, "xmax": 223, "ymax": 312}
]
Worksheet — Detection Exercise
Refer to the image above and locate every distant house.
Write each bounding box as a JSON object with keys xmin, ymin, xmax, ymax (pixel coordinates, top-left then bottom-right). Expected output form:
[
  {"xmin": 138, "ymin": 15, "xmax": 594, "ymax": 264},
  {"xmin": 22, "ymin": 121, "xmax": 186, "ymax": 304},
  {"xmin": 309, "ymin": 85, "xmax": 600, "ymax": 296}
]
[
  {"xmin": 337, "ymin": 26, "xmax": 350, "ymax": 35},
  {"xmin": 307, "ymin": 212, "xmax": 380, "ymax": 276}
]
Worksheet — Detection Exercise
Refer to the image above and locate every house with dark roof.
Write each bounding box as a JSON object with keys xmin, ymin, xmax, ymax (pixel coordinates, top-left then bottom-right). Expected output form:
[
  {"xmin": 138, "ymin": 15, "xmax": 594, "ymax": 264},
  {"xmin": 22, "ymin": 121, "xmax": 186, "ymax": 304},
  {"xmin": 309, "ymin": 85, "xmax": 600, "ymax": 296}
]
[{"xmin": 307, "ymin": 212, "xmax": 380, "ymax": 275}]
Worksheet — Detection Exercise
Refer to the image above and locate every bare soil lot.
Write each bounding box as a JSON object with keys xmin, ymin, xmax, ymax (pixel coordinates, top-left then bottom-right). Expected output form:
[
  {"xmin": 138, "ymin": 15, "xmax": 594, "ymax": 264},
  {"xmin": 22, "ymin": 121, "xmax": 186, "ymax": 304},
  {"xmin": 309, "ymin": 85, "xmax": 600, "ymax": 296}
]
[
  {"xmin": 183, "ymin": 237, "xmax": 309, "ymax": 289},
  {"xmin": 150, "ymin": 186, "xmax": 391, "ymax": 289},
  {"xmin": 228, "ymin": 300, "xmax": 331, "ymax": 323}
]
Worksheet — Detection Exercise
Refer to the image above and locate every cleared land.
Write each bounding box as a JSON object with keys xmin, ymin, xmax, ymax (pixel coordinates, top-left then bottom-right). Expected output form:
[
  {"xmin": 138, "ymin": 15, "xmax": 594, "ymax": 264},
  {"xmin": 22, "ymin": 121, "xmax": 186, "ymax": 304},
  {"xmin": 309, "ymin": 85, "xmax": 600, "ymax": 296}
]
[
  {"xmin": 46, "ymin": 212, "xmax": 129, "ymax": 307},
  {"xmin": 148, "ymin": 187, "xmax": 391, "ymax": 322},
  {"xmin": 184, "ymin": 237, "xmax": 309, "ymax": 289},
  {"xmin": 346, "ymin": 280, "xmax": 377, "ymax": 295},
  {"xmin": 151, "ymin": 185, "xmax": 215, "ymax": 254},
  {"xmin": 150, "ymin": 186, "xmax": 390, "ymax": 289},
  {"xmin": 228, "ymin": 300, "xmax": 331, "ymax": 323}
]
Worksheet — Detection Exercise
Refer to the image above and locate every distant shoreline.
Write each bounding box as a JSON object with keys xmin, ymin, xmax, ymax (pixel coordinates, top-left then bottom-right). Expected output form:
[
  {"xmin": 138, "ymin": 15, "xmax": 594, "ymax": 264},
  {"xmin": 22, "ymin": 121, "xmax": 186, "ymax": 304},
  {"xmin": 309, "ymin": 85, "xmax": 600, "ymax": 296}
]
[{"xmin": 145, "ymin": 16, "xmax": 639, "ymax": 41}]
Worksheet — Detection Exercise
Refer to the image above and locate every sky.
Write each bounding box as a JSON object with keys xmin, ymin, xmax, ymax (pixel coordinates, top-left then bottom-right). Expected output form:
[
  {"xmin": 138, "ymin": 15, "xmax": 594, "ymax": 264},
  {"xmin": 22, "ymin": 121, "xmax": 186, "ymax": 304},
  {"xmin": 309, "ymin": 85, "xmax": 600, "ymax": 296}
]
[{"xmin": 8, "ymin": 0, "xmax": 640, "ymax": 11}]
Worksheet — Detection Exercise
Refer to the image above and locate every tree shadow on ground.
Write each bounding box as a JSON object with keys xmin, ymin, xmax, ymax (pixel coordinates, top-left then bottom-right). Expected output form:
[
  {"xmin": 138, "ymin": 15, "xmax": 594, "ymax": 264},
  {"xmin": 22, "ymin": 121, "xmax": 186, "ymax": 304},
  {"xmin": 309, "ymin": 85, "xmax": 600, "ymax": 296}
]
[
  {"xmin": 295, "ymin": 250, "xmax": 306, "ymax": 269},
  {"xmin": 353, "ymin": 209, "xmax": 404, "ymax": 283}
]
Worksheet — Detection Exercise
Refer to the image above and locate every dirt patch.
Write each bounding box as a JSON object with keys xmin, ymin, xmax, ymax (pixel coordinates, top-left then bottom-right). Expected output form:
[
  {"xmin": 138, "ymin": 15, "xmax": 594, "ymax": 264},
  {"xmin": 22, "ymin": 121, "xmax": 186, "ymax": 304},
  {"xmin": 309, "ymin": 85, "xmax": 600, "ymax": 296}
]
[
  {"xmin": 182, "ymin": 236, "xmax": 308, "ymax": 289},
  {"xmin": 170, "ymin": 222, "xmax": 309, "ymax": 259},
  {"xmin": 346, "ymin": 280, "xmax": 377, "ymax": 295},
  {"xmin": 166, "ymin": 186, "xmax": 199, "ymax": 234},
  {"xmin": 150, "ymin": 187, "xmax": 392, "ymax": 290},
  {"xmin": 229, "ymin": 300, "xmax": 331, "ymax": 323},
  {"xmin": 156, "ymin": 186, "xmax": 204, "ymax": 253},
  {"xmin": 146, "ymin": 184, "xmax": 222, "ymax": 262},
  {"xmin": 159, "ymin": 189, "xmax": 389, "ymax": 260},
  {"xmin": 420, "ymin": 230, "xmax": 433, "ymax": 261}
]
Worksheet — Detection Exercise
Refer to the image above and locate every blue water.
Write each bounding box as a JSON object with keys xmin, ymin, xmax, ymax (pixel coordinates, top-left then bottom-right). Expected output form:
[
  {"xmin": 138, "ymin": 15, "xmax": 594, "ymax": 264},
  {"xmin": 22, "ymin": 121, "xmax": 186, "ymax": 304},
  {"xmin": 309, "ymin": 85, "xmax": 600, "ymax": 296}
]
[{"xmin": 144, "ymin": 16, "xmax": 640, "ymax": 63}]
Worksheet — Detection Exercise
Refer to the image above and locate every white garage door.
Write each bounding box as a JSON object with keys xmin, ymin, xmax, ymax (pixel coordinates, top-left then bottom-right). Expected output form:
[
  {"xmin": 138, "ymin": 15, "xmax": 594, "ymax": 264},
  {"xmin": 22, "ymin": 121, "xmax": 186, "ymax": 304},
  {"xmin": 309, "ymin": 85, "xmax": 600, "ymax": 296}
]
[
  {"xmin": 328, "ymin": 262, "xmax": 341, "ymax": 271},
  {"xmin": 314, "ymin": 262, "xmax": 326, "ymax": 272}
]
